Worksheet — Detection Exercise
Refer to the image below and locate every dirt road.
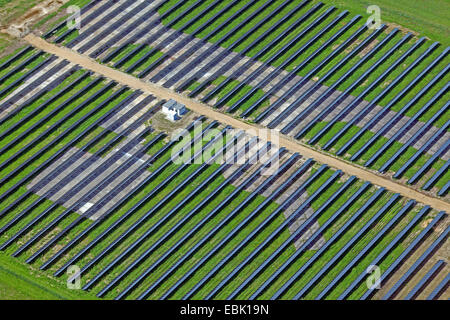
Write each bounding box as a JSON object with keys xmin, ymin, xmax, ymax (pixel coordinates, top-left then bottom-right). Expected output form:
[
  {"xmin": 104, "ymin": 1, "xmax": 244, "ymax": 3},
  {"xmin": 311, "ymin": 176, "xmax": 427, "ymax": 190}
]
[{"xmin": 24, "ymin": 34, "xmax": 449, "ymax": 212}]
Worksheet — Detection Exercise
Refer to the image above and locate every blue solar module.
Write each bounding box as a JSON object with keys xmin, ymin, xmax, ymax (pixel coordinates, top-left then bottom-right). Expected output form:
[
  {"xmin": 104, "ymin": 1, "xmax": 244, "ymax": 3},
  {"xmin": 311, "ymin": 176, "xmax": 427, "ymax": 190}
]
[
  {"xmin": 308, "ymin": 35, "xmax": 423, "ymax": 145},
  {"xmin": 66, "ymin": 0, "xmax": 136, "ymax": 48},
  {"xmin": 272, "ymin": 26, "xmax": 387, "ymax": 132},
  {"xmin": 189, "ymin": 0, "xmax": 312, "ymax": 99},
  {"xmin": 379, "ymin": 100, "xmax": 449, "ymax": 173},
  {"xmin": 408, "ymin": 138, "xmax": 450, "ymax": 185},
  {"xmin": 45, "ymin": 122, "xmax": 225, "ymax": 272},
  {"xmin": 240, "ymin": 14, "xmax": 360, "ymax": 118},
  {"xmin": 0, "ymin": 46, "xmax": 32, "ymax": 70},
  {"xmin": 183, "ymin": 164, "xmax": 345, "ymax": 300},
  {"xmin": 337, "ymin": 205, "xmax": 432, "ymax": 300},
  {"xmin": 43, "ymin": 0, "xmax": 99, "ymax": 39},
  {"xmin": 438, "ymin": 181, "xmax": 450, "ymax": 197},
  {"xmin": 94, "ymin": 138, "xmax": 268, "ymax": 296},
  {"xmin": 69, "ymin": 129, "xmax": 246, "ymax": 287},
  {"xmin": 162, "ymin": 0, "xmax": 297, "ymax": 89},
  {"xmin": 0, "ymin": 54, "xmax": 52, "ymax": 98},
  {"xmin": 201, "ymin": 1, "xmax": 323, "ymax": 104},
  {"xmin": 427, "ymin": 273, "xmax": 449, "ymax": 300},
  {"xmin": 0, "ymin": 86, "xmax": 141, "ymax": 249},
  {"xmin": 283, "ymin": 28, "xmax": 398, "ymax": 136},
  {"xmin": 394, "ymin": 119, "xmax": 450, "ymax": 179},
  {"xmin": 0, "ymin": 90, "xmax": 145, "ymax": 230},
  {"xmin": 363, "ymin": 82, "xmax": 450, "ymax": 167},
  {"xmin": 0, "ymin": 58, "xmax": 70, "ymax": 112},
  {"xmin": 17, "ymin": 119, "xmax": 209, "ymax": 263},
  {"xmin": 211, "ymin": 3, "xmax": 328, "ymax": 108},
  {"xmin": 180, "ymin": 0, "xmax": 311, "ymax": 95},
  {"xmin": 226, "ymin": 181, "xmax": 373, "ymax": 300},
  {"xmin": 161, "ymin": 158, "xmax": 316, "ymax": 299},
  {"xmin": 365, "ymin": 82, "xmax": 449, "ymax": 167},
  {"xmin": 90, "ymin": 0, "xmax": 174, "ymax": 58},
  {"xmin": 114, "ymin": 148, "xmax": 285, "ymax": 300},
  {"xmin": 227, "ymin": 8, "xmax": 347, "ymax": 114},
  {"xmin": 382, "ymin": 226, "xmax": 449, "ymax": 300},
  {"xmin": 136, "ymin": 152, "xmax": 297, "ymax": 300},
  {"xmin": 0, "ymin": 66, "xmax": 83, "ymax": 126},
  {"xmin": 206, "ymin": 174, "xmax": 357, "ymax": 299},
  {"xmin": 0, "ymin": 78, "xmax": 109, "ymax": 173},
  {"xmin": 56, "ymin": 132, "xmax": 251, "ymax": 281},
  {"xmin": 299, "ymin": 32, "xmax": 413, "ymax": 141},
  {"xmin": 291, "ymin": 194, "xmax": 401, "ymax": 300},
  {"xmin": 173, "ymin": 0, "xmax": 297, "ymax": 92},
  {"xmin": 54, "ymin": 0, "xmax": 115, "ymax": 43},
  {"xmin": 148, "ymin": 0, "xmax": 263, "ymax": 82},
  {"xmin": 77, "ymin": 0, "xmax": 151, "ymax": 54},
  {"xmin": 337, "ymin": 48, "xmax": 449, "ymax": 157},
  {"xmin": 315, "ymin": 200, "xmax": 416, "ymax": 299},
  {"xmin": 125, "ymin": 0, "xmax": 231, "ymax": 75},
  {"xmin": 11, "ymin": 127, "xmax": 155, "ymax": 258},
  {"xmin": 264, "ymin": 188, "xmax": 388, "ymax": 300},
  {"xmin": 322, "ymin": 42, "xmax": 439, "ymax": 151},
  {"xmin": 350, "ymin": 65, "xmax": 449, "ymax": 162},
  {"xmin": 359, "ymin": 211, "xmax": 446, "ymax": 300},
  {"xmin": 102, "ymin": 0, "xmax": 187, "ymax": 63},
  {"xmin": 405, "ymin": 260, "xmax": 445, "ymax": 300}
]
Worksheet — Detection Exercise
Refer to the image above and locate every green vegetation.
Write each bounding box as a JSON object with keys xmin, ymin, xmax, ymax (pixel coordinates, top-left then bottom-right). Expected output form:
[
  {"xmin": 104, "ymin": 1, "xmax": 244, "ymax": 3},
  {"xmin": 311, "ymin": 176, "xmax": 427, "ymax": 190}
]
[
  {"xmin": 0, "ymin": 0, "xmax": 40, "ymax": 26},
  {"xmin": 109, "ymin": 44, "xmax": 165, "ymax": 76},
  {"xmin": 0, "ymin": 252, "xmax": 95, "ymax": 299},
  {"xmin": 0, "ymin": 0, "xmax": 447, "ymax": 301},
  {"xmin": 324, "ymin": 0, "xmax": 450, "ymax": 46}
]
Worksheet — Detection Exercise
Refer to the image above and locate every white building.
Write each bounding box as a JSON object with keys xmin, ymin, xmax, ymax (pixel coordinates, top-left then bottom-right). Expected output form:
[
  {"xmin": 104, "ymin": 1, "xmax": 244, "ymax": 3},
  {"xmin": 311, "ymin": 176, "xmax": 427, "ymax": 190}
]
[{"xmin": 162, "ymin": 99, "xmax": 188, "ymax": 121}]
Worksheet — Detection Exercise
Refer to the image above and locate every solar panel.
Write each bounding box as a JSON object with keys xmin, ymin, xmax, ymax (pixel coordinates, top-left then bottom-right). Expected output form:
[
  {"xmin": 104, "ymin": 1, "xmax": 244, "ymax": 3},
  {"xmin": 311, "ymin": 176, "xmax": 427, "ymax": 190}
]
[
  {"xmin": 212, "ymin": 3, "xmax": 328, "ymax": 109},
  {"xmin": 101, "ymin": 0, "xmax": 187, "ymax": 63},
  {"xmin": 382, "ymin": 226, "xmax": 449, "ymax": 300},
  {"xmin": 123, "ymin": 0, "xmax": 224, "ymax": 74},
  {"xmin": 241, "ymin": 14, "xmax": 360, "ymax": 118},
  {"xmin": 68, "ymin": 127, "xmax": 237, "ymax": 287},
  {"xmin": 260, "ymin": 188, "xmax": 386, "ymax": 300},
  {"xmin": 308, "ymin": 35, "xmax": 423, "ymax": 145},
  {"xmin": 316, "ymin": 200, "xmax": 416, "ymax": 300},
  {"xmin": 227, "ymin": 7, "xmax": 345, "ymax": 114},
  {"xmin": 365, "ymin": 83, "xmax": 449, "ymax": 168},
  {"xmin": 405, "ymin": 260, "xmax": 446, "ymax": 300},
  {"xmin": 292, "ymin": 194, "xmax": 401, "ymax": 300},
  {"xmin": 322, "ymin": 42, "xmax": 439, "ymax": 152},
  {"xmin": 115, "ymin": 147, "xmax": 285, "ymax": 300},
  {"xmin": 206, "ymin": 173, "xmax": 355, "ymax": 299},
  {"xmin": 137, "ymin": 151, "xmax": 296, "ymax": 300},
  {"xmin": 336, "ymin": 48, "xmax": 449, "ymax": 157},
  {"xmin": 360, "ymin": 211, "xmax": 446, "ymax": 300},
  {"xmin": 163, "ymin": 0, "xmax": 295, "ymax": 89},
  {"xmin": 180, "ymin": 0, "xmax": 310, "ymax": 95},
  {"xmin": 282, "ymin": 28, "xmax": 397, "ymax": 136},
  {"xmin": 350, "ymin": 65, "xmax": 449, "ymax": 162}
]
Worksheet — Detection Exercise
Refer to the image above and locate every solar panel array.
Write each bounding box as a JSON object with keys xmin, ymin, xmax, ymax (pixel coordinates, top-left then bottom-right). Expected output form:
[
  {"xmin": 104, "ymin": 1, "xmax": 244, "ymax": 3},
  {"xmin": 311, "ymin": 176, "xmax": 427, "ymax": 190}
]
[
  {"xmin": 44, "ymin": 0, "xmax": 450, "ymax": 200},
  {"xmin": 0, "ymin": 0, "xmax": 447, "ymax": 300}
]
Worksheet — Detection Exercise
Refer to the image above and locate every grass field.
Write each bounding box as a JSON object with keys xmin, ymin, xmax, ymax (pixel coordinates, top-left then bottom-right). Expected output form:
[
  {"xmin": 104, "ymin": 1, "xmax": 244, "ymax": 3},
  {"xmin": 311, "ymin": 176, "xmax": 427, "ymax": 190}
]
[
  {"xmin": 0, "ymin": 252, "xmax": 95, "ymax": 299},
  {"xmin": 0, "ymin": 0, "xmax": 448, "ymax": 300},
  {"xmin": 324, "ymin": 0, "xmax": 450, "ymax": 46}
]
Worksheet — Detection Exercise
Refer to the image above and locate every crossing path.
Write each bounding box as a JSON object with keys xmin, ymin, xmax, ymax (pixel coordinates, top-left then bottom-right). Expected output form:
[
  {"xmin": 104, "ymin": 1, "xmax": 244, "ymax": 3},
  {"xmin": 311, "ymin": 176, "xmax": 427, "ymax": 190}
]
[{"xmin": 22, "ymin": 33, "xmax": 450, "ymax": 212}]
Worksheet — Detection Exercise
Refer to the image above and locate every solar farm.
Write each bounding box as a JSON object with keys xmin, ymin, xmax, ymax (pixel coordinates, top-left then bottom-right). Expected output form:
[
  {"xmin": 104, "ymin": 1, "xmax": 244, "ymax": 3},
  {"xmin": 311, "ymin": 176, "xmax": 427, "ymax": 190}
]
[{"xmin": 0, "ymin": 0, "xmax": 448, "ymax": 301}]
